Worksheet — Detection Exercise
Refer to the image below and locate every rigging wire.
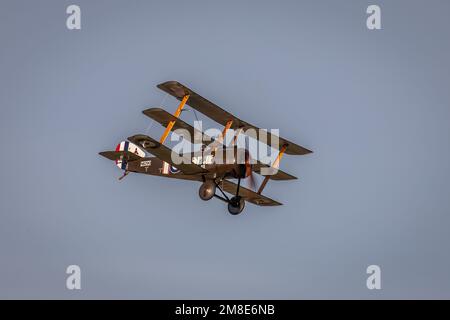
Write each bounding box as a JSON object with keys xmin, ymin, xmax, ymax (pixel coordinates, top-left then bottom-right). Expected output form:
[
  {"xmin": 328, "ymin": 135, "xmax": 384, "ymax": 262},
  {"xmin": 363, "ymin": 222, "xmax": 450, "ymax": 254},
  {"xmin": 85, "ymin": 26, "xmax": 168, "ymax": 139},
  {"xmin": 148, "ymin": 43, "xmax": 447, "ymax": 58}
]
[{"xmin": 144, "ymin": 93, "xmax": 168, "ymax": 135}]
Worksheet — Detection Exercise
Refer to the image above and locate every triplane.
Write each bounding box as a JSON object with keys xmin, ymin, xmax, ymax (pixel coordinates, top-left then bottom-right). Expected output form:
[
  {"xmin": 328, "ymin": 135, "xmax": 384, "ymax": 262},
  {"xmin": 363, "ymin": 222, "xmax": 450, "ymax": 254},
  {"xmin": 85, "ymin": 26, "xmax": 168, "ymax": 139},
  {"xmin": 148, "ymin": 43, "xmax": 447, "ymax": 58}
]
[{"xmin": 99, "ymin": 81, "xmax": 312, "ymax": 215}]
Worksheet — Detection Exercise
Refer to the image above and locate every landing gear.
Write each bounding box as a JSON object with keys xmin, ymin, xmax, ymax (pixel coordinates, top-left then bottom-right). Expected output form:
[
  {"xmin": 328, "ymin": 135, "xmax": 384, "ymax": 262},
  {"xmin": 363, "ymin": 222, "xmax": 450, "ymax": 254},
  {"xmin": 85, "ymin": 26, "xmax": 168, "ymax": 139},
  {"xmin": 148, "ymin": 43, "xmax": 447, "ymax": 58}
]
[
  {"xmin": 213, "ymin": 176, "xmax": 246, "ymax": 215},
  {"xmin": 227, "ymin": 196, "xmax": 245, "ymax": 215},
  {"xmin": 203, "ymin": 176, "xmax": 246, "ymax": 215},
  {"xmin": 199, "ymin": 180, "xmax": 216, "ymax": 201}
]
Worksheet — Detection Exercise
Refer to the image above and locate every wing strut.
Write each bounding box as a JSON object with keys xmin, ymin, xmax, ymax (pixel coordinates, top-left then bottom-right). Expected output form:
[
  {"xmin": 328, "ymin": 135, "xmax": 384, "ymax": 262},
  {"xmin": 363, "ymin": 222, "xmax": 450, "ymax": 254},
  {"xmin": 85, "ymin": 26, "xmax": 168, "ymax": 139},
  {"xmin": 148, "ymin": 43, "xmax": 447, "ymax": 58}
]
[
  {"xmin": 257, "ymin": 144, "xmax": 287, "ymax": 194},
  {"xmin": 159, "ymin": 94, "xmax": 190, "ymax": 144},
  {"xmin": 214, "ymin": 119, "xmax": 233, "ymax": 150},
  {"xmin": 220, "ymin": 120, "xmax": 233, "ymax": 144},
  {"xmin": 232, "ymin": 127, "xmax": 243, "ymax": 146}
]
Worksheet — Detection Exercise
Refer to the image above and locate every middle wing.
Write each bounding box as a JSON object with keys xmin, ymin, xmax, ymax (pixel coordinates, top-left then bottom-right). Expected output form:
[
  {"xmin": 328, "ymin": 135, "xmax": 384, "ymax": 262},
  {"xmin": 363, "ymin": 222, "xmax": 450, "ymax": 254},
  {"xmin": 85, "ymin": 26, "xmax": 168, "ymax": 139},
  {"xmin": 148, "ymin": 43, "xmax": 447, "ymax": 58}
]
[
  {"xmin": 127, "ymin": 134, "xmax": 207, "ymax": 175},
  {"xmin": 142, "ymin": 107, "xmax": 212, "ymax": 144}
]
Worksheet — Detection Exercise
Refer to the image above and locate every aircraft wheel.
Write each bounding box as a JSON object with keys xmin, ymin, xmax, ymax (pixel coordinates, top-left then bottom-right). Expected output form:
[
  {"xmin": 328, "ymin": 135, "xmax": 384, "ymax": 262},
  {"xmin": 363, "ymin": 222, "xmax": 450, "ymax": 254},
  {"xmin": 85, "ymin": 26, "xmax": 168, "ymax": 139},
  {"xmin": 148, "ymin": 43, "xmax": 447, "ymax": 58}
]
[
  {"xmin": 227, "ymin": 196, "xmax": 245, "ymax": 215},
  {"xmin": 199, "ymin": 181, "xmax": 216, "ymax": 201}
]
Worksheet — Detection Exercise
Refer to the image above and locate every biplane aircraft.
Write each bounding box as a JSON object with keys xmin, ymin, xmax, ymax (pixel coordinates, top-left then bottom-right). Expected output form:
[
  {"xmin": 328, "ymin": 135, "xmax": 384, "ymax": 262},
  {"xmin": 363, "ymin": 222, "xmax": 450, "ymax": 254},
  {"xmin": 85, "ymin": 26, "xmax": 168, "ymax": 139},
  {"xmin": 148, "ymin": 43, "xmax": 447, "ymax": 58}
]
[{"xmin": 99, "ymin": 81, "xmax": 312, "ymax": 214}]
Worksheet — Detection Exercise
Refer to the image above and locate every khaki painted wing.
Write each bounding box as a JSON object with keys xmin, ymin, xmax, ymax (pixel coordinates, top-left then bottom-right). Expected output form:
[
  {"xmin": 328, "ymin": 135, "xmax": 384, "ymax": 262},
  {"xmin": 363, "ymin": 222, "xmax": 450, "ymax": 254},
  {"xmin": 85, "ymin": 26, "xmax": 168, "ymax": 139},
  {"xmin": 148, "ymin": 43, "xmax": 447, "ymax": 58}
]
[
  {"xmin": 142, "ymin": 108, "xmax": 212, "ymax": 144},
  {"xmin": 125, "ymin": 158, "xmax": 203, "ymax": 182},
  {"xmin": 221, "ymin": 180, "xmax": 282, "ymax": 206},
  {"xmin": 127, "ymin": 134, "xmax": 207, "ymax": 175},
  {"xmin": 252, "ymin": 162, "xmax": 297, "ymax": 180},
  {"xmin": 157, "ymin": 81, "xmax": 312, "ymax": 155}
]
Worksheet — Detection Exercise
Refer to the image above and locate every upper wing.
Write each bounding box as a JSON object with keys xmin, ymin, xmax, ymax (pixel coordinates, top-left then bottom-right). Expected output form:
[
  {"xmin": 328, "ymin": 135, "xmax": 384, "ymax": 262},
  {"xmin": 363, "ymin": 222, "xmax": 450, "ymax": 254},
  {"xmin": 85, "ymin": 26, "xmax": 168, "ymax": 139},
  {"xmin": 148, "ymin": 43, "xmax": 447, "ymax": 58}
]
[
  {"xmin": 127, "ymin": 134, "xmax": 207, "ymax": 175},
  {"xmin": 157, "ymin": 81, "xmax": 312, "ymax": 155},
  {"xmin": 221, "ymin": 180, "xmax": 282, "ymax": 206},
  {"xmin": 142, "ymin": 107, "xmax": 212, "ymax": 144}
]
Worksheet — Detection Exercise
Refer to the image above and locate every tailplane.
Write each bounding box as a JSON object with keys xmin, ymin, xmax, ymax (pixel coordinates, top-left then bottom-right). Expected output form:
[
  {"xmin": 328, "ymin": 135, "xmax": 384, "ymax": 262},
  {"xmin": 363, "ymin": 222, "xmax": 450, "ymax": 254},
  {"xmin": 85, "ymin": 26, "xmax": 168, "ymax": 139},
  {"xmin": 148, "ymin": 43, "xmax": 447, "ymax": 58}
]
[{"xmin": 99, "ymin": 141, "xmax": 145, "ymax": 170}]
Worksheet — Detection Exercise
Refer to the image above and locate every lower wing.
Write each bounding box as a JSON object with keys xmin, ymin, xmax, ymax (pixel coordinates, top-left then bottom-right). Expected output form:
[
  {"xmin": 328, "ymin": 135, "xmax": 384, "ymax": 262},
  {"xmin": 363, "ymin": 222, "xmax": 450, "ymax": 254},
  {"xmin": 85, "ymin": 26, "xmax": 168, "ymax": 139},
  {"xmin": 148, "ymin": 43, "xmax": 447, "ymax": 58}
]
[{"xmin": 221, "ymin": 179, "xmax": 282, "ymax": 206}]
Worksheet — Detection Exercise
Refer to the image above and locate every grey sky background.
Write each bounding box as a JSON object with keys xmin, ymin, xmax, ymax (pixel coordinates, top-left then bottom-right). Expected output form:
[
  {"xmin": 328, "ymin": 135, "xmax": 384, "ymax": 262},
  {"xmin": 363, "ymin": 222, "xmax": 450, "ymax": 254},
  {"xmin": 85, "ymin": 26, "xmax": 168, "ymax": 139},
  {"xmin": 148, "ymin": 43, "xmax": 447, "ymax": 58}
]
[{"xmin": 1, "ymin": 0, "xmax": 450, "ymax": 299}]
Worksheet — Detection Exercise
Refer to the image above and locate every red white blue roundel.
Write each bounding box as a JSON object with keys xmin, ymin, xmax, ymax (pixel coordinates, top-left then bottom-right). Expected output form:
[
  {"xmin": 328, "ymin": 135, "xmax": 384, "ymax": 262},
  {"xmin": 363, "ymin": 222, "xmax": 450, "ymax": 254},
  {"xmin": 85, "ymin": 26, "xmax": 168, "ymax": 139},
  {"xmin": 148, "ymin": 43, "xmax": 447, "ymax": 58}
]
[{"xmin": 162, "ymin": 162, "xmax": 180, "ymax": 174}]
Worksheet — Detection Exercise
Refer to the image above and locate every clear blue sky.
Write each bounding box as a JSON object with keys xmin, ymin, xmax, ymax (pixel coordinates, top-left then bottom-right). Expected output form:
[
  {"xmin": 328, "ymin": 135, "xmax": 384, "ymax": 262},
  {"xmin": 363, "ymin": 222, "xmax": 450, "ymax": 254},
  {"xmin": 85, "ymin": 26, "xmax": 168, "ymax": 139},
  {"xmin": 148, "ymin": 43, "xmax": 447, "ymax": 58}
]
[{"xmin": 1, "ymin": 0, "xmax": 450, "ymax": 298}]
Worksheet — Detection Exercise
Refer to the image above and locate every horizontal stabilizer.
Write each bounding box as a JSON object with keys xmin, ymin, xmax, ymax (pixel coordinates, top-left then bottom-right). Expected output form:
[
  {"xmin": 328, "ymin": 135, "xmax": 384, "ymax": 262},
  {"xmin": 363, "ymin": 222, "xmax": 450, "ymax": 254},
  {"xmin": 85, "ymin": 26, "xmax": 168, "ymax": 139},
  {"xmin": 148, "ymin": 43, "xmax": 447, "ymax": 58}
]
[
  {"xmin": 221, "ymin": 180, "xmax": 282, "ymax": 206},
  {"xmin": 157, "ymin": 81, "xmax": 312, "ymax": 155},
  {"xmin": 143, "ymin": 107, "xmax": 212, "ymax": 143},
  {"xmin": 99, "ymin": 150, "xmax": 142, "ymax": 162},
  {"xmin": 127, "ymin": 134, "xmax": 207, "ymax": 175}
]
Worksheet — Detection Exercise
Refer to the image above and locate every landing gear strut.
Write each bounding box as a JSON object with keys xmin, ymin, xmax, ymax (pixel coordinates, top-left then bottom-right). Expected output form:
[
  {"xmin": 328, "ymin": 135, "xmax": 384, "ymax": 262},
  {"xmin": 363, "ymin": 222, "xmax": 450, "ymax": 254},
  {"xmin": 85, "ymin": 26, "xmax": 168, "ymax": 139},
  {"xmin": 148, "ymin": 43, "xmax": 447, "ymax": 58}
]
[
  {"xmin": 227, "ymin": 176, "xmax": 245, "ymax": 214},
  {"xmin": 211, "ymin": 176, "xmax": 245, "ymax": 215}
]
